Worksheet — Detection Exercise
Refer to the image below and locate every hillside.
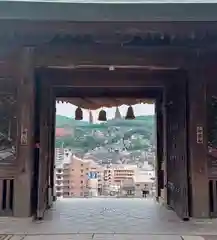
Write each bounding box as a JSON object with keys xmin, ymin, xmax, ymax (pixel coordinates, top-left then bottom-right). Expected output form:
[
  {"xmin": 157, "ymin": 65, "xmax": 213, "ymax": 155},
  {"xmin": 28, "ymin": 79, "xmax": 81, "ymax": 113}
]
[{"xmin": 55, "ymin": 115, "xmax": 155, "ymax": 165}]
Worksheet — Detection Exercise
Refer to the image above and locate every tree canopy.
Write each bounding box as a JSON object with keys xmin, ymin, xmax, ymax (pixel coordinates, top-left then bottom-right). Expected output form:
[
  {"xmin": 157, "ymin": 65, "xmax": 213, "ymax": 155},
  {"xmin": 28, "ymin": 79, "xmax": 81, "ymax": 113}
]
[{"xmin": 55, "ymin": 115, "xmax": 155, "ymax": 158}]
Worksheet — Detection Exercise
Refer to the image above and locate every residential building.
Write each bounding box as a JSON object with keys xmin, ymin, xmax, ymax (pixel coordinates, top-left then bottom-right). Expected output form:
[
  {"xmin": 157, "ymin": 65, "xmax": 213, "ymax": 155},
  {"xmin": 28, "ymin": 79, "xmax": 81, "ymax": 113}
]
[
  {"xmin": 55, "ymin": 147, "xmax": 64, "ymax": 166},
  {"xmin": 55, "ymin": 165, "xmax": 64, "ymax": 198},
  {"xmin": 112, "ymin": 164, "xmax": 137, "ymax": 186},
  {"xmin": 134, "ymin": 175, "xmax": 155, "ymax": 197},
  {"xmin": 55, "ymin": 148, "xmax": 73, "ymax": 198},
  {"xmin": 134, "ymin": 162, "xmax": 155, "ymax": 197},
  {"xmin": 102, "ymin": 164, "xmax": 137, "ymax": 195},
  {"xmin": 120, "ymin": 178, "xmax": 135, "ymax": 197},
  {"xmin": 61, "ymin": 155, "xmax": 103, "ymax": 198}
]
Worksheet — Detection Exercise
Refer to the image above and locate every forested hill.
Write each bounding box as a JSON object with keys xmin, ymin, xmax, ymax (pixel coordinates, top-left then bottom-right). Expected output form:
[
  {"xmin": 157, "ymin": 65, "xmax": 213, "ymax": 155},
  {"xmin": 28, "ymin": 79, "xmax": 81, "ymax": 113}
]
[{"xmin": 55, "ymin": 115, "xmax": 155, "ymax": 164}]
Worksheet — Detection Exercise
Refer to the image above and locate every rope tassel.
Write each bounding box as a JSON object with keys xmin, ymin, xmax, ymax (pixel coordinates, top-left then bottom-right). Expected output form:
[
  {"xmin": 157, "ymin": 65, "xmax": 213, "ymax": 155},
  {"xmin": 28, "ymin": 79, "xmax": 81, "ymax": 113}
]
[
  {"xmin": 115, "ymin": 107, "xmax": 121, "ymax": 119},
  {"xmin": 89, "ymin": 110, "xmax": 93, "ymax": 123}
]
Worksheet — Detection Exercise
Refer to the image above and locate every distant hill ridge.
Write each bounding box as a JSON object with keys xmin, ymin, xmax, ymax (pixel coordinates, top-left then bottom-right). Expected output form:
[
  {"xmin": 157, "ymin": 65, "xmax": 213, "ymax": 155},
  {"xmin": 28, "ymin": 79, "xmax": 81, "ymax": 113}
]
[
  {"xmin": 56, "ymin": 115, "xmax": 154, "ymax": 129},
  {"xmin": 55, "ymin": 115, "xmax": 155, "ymax": 159}
]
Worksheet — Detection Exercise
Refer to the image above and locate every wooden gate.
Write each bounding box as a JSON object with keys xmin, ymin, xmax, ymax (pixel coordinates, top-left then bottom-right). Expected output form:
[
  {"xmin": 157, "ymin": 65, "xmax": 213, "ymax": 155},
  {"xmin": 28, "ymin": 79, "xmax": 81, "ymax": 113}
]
[{"xmin": 166, "ymin": 74, "xmax": 189, "ymax": 220}]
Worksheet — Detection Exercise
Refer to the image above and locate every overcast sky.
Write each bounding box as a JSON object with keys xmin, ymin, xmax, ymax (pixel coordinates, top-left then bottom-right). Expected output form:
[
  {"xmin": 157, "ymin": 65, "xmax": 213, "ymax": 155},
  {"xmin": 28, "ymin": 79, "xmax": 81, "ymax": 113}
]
[{"xmin": 56, "ymin": 102, "xmax": 155, "ymax": 122}]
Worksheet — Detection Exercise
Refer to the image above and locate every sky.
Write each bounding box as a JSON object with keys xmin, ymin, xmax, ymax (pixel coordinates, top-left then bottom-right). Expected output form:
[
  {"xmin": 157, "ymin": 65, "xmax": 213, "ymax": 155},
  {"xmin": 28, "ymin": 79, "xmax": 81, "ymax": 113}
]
[{"xmin": 56, "ymin": 102, "xmax": 155, "ymax": 122}]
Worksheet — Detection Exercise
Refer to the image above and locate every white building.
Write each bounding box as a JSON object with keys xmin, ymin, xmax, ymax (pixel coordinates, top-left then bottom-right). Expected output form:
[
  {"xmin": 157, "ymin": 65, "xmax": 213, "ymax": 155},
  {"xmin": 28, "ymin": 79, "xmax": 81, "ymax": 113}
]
[
  {"xmin": 134, "ymin": 162, "xmax": 155, "ymax": 197},
  {"xmin": 55, "ymin": 148, "xmax": 73, "ymax": 198},
  {"xmin": 55, "ymin": 148, "xmax": 64, "ymax": 167}
]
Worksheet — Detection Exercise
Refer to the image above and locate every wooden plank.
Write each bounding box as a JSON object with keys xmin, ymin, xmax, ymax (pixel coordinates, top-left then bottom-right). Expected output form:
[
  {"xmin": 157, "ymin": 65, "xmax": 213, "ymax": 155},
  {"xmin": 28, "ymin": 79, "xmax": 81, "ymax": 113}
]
[
  {"xmin": 5, "ymin": 179, "xmax": 10, "ymax": 211},
  {"xmin": 212, "ymin": 180, "xmax": 217, "ymax": 215},
  {"xmin": 188, "ymin": 66, "xmax": 209, "ymax": 218},
  {"xmin": 13, "ymin": 47, "xmax": 35, "ymax": 217},
  {"xmin": 39, "ymin": 68, "xmax": 170, "ymax": 88},
  {"xmin": 35, "ymin": 45, "xmax": 194, "ymax": 69},
  {"xmin": 0, "ymin": 180, "xmax": 3, "ymax": 211},
  {"xmin": 37, "ymin": 81, "xmax": 50, "ymax": 219},
  {"xmin": 165, "ymin": 73, "xmax": 189, "ymax": 220},
  {"xmin": 1, "ymin": 21, "xmax": 217, "ymax": 38}
]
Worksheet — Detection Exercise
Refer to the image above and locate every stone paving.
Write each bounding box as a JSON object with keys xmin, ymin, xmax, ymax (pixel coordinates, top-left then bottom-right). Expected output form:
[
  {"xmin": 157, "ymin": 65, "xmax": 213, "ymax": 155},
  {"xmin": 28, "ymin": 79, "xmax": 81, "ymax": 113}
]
[
  {"xmin": 0, "ymin": 198, "xmax": 217, "ymax": 239},
  {"xmin": 0, "ymin": 235, "xmax": 207, "ymax": 239}
]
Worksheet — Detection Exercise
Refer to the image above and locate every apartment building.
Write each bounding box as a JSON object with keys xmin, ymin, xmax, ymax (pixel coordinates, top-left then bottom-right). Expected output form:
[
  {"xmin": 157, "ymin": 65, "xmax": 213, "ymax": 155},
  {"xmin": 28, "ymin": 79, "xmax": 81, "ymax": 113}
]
[
  {"xmin": 55, "ymin": 149, "xmax": 155, "ymax": 198},
  {"xmin": 55, "ymin": 148, "xmax": 73, "ymax": 198},
  {"xmin": 56, "ymin": 155, "xmax": 103, "ymax": 198},
  {"xmin": 112, "ymin": 164, "xmax": 137, "ymax": 185},
  {"xmin": 55, "ymin": 165, "xmax": 64, "ymax": 197},
  {"xmin": 55, "ymin": 148, "xmax": 64, "ymax": 166},
  {"xmin": 101, "ymin": 164, "xmax": 137, "ymax": 195}
]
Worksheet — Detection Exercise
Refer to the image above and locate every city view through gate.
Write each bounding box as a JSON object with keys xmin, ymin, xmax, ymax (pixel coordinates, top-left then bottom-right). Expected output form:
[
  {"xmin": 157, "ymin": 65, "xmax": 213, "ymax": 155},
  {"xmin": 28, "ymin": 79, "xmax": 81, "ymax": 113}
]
[{"xmin": 55, "ymin": 102, "xmax": 156, "ymax": 199}]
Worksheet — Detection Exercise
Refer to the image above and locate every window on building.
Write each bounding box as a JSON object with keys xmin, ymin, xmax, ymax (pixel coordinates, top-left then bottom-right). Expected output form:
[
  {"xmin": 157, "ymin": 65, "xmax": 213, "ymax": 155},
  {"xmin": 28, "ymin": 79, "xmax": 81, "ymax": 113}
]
[
  {"xmin": 80, "ymin": 192, "xmax": 83, "ymax": 196},
  {"xmin": 57, "ymin": 169, "xmax": 62, "ymax": 174},
  {"xmin": 81, "ymin": 164, "xmax": 83, "ymax": 167},
  {"xmin": 56, "ymin": 192, "xmax": 62, "ymax": 197},
  {"xmin": 81, "ymin": 169, "xmax": 84, "ymax": 173},
  {"xmin": 81, "ymin": 180, "xmax": 83, "ymax": 184}
]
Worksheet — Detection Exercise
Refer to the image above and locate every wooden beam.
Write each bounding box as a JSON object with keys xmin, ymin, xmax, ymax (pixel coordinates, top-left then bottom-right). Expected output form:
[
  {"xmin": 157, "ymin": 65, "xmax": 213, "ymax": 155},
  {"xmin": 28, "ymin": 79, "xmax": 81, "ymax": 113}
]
[
  {"xmin": 35, "ymin": 45, "xmax": 194, "ymax": 69},
  {"xmin": 1, "ymin": 21, "xmax": 217, "ymax": 37},
  {"xmin": 38, "ymin": 68, "xmax": 175, "ymax": 89}
]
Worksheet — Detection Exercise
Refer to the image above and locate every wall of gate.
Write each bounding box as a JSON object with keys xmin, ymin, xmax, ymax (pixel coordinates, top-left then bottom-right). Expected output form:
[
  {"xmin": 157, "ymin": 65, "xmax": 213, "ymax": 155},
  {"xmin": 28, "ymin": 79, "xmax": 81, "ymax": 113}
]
[
  {"xmin": 0, "ymin": 78, "xmax": 18, "ymax": 216},
  {"xmin": 165, "ymin": 72, "xmax": 189, "ymax": 220},
  {"xmin": 0, "ymin": 178, "xmax": 14, "ymax": 216},
  {"xmin": 207, "ymin": 76, "xmax": 217, "ymax": 217}
]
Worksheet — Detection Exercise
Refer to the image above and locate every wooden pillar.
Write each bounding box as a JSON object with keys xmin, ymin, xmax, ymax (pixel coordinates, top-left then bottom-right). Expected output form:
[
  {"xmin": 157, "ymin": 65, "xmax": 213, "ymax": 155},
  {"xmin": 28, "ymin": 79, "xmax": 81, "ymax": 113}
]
[
  {"xmin": 162, "ymin": 89, "xmax": 168, "ymax": 204},
  {"xmin": 188, "ymin": 66, "xmax": 209, "ymax": 218},
  {"xmin": 47, "ymin": 87, "xmax": 56, "ymax": 207},
  {"xmin": 36, "ymin": 81, "xmax": 50, "ymax": 219},
  {"xmin": 50, "ymin": 92, "xmax": 56, "ymax": 201},
  {"xmin": 13, "ymin": 47, "xmax": 35, "ymax": 217},
  {"xmin": 156, "ymin": 93, "xmax": 164, "ymax": 201}
]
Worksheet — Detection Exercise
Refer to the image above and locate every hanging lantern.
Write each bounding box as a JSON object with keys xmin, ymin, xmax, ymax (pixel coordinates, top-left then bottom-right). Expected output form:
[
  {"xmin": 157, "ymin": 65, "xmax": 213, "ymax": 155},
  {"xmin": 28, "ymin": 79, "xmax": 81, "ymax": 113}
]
[
  {"xmin": 75, "ymin": 107, "xmax": 83, "ymax": 120},
  {"xmin": 89, "ymin": 110, "xmax": 93, "ymax": 123},
  {"xmin": 125, "ymin": 105, "xmax": 135, "ymax": 120},
  {"xmin": 98, "ymin": 109, "xmax": 107, "ymax": 121},
  {"xmin": 115, "ymin": 106, "xmax": 121, "ymax": 119}
]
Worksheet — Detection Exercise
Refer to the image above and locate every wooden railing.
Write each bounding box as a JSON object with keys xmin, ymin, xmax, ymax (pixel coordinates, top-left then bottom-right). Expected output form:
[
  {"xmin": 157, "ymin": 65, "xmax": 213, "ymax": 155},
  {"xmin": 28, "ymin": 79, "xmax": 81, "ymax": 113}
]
[{"xmin": 0, "ymin": 178, "xmax": 14, "ymax": 216}]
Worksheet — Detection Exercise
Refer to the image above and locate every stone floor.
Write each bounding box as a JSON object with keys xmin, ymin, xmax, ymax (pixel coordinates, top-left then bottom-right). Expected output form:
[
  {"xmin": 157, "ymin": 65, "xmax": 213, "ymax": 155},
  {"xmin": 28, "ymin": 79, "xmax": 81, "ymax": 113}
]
[{"xmin": 0, "ymin": 198, "xmax": 217, "ymax": 239}]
